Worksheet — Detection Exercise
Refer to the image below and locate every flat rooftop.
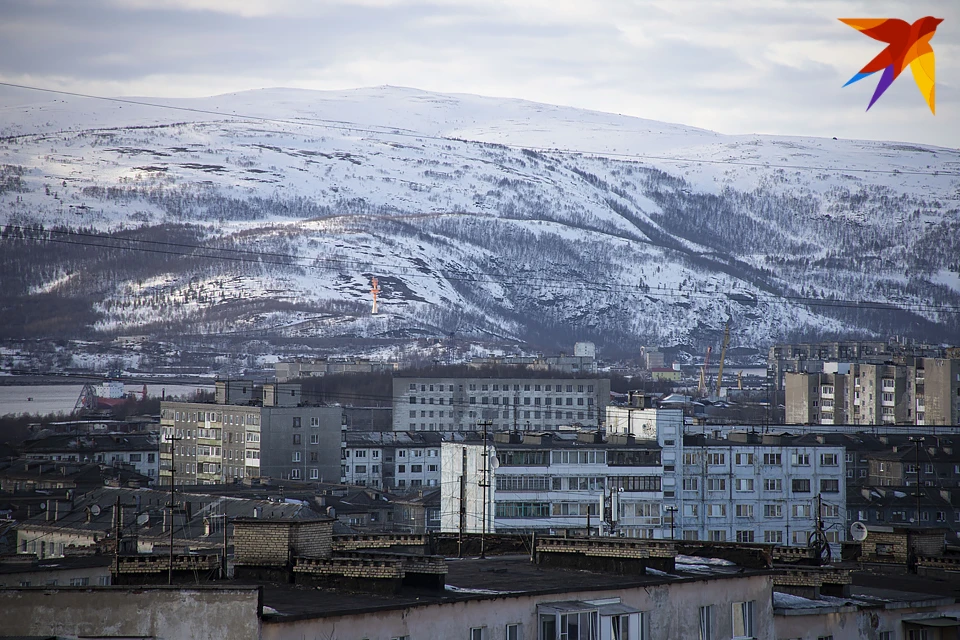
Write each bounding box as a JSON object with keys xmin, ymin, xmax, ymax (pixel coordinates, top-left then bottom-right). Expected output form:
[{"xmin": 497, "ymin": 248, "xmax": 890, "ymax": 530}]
[{"xmin": 250, "ymin": 553, "xmax": 766, "ymax": 622}]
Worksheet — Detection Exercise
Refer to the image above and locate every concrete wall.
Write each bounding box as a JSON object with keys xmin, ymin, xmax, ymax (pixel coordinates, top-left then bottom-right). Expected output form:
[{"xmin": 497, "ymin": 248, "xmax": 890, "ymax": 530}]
[
  {"xmin": 775, "ymin": 600, "xmax": 960, "ymax": 640},
  {"xmin": 0, "ymin": 564, "xmax": 111, "ymax": 587},
  {"xmin": 262, "ymin": 574, "xmax": 774, "ymax": 640},
  {"xmin": 0, "ymin": 586, "xmax": 261, "ymax": 639}
]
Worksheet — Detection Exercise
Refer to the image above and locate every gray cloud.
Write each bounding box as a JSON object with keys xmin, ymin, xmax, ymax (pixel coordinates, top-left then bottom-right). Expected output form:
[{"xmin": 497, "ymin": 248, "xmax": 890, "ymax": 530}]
[{"xmin": 0, "ymin": 0, "xmax": 956, "ymax": 147}]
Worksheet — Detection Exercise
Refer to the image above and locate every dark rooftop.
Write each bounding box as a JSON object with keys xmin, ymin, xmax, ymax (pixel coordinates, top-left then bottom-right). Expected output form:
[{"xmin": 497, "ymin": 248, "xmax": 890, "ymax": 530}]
[{"xmin": 250, "ymin": 554, "xmax": 767, "ymax": 622}]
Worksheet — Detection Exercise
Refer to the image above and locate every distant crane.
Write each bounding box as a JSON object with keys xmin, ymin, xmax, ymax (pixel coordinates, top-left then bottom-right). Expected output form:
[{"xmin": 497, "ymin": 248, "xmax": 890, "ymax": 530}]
[
  {"xmin": 370, "ymin": 277, "xmax": 381, "ymax": 314},
  {"xmin": 698, "ymin": 346, "xmax": 713, "ymax": 396},
  {"xmin": 715, "ymin": 319, "xmax": 731, "ymax": 397}
]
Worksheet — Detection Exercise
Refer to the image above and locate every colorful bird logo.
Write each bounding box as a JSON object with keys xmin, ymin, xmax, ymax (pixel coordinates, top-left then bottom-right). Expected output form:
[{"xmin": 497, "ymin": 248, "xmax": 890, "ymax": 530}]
[{"xmin": 840, "ymin": 17, "xmax": 943, "ymax": 114}]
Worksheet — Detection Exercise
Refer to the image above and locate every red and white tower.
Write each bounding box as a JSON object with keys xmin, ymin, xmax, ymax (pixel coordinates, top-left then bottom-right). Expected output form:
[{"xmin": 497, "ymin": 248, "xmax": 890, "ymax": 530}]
[{"xmin": 370, "ymin": 277, "xmax": 381, "ymax": 314}]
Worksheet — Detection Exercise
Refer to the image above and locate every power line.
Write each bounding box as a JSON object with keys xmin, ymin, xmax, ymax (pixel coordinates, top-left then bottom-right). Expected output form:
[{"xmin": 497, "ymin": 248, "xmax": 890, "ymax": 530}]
[
  {"xmin": 5, "ymin": 224, "xmax": 960, "ymax": 316},
  {"xmin": 1, "ymin": 81, "xmax": 958, "ymax": 177}
]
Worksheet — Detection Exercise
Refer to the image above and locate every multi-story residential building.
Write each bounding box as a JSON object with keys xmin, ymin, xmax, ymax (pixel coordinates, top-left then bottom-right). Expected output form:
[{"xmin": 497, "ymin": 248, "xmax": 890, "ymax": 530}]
[
  {"xmin": 785, "ymin": 372, "xmax": 847, "ymax": 425},
  {"xmin": 676, "ymin": 432, "xmax": 846, "ymax": 548},
  {"xmin": 768, "ymin": 340, "xmax": 948, "ymax": 423},
  {"xmin": 341, "ymin": 431, "xmax": 443, "ymax": 490},
  {"xmin": 442, "ymin": 422, "xmax": 847, "ymax": 549},
  {"xmin": 785, "ymin": 362, "xmax": 923, "ymax": 425},
  {"xmin": 912, "ymin": 357, "xmax": 960, "ymax": 426},
  {"xmin": 159, "ymin": 383, "xmax": 342, "ymax": 486},
  {"xmin": 19, "ymin": 434, "xmax": 160, "ymax": 482},
  {"xmin": 441, "ymin": 431, "xmax": 664, "ymax": 537},
  {"xmin": 275, "ymin": 358, "xmax": 397, "ymax": 382},
  {"xmin": 392, "ymin": 375, "xmax": 611, "ymax": 432}
]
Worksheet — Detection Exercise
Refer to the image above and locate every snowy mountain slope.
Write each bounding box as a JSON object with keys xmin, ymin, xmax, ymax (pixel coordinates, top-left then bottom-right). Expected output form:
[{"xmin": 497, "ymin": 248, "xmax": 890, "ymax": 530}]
[{"xmin": 1, "ymin": 86, "xmax": 958, "ymax": 351}]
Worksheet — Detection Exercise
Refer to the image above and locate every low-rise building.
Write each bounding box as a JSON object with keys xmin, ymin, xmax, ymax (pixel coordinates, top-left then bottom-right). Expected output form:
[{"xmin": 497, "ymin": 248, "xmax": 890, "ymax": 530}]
[{"xmin": 19, "ymin": 433, "xmax": 160, "ymax": 482}]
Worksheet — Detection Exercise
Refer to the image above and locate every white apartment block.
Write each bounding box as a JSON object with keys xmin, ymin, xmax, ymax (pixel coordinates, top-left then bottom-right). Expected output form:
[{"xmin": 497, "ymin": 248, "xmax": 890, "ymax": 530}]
[
  {"xmin": 341, "ymin": 432, "xmax": 443, "ymax": 490},
  {"xmin": 440, "ymin": 403, "xmax": 848, "ymax": 549},
  {"xmin": 441, "ymin": 431, "xmax": 664, "ymax": 538},
  {"xmin": 393, "ymin": 376, "xmax": 612, "ymax": 432},
  {"xmin": 674, "ymin": 432, "xmax": 847, "ymax": 550}
]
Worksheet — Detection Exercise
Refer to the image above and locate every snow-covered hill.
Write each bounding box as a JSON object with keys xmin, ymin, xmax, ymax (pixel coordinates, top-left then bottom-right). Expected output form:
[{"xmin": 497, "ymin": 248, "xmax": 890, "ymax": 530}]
[{"xmin": 1, "ymin": 86, "xmax": 958, "ymax": 352}]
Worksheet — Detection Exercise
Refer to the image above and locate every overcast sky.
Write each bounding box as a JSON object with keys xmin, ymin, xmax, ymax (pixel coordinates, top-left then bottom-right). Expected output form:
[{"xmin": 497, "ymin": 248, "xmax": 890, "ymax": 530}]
[{"xmin": 0, "ymin": 0, "xmax": 957, "ymax": 148}]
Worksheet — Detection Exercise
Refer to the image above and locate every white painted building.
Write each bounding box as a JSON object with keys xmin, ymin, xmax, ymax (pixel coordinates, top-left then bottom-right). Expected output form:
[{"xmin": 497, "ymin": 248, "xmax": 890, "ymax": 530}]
[
  {"xmin": 675, "ymin": 432, "xmax": 847, "ymax": 550},
  {"xmin": 606, "ymin": 401, "xmax": 847, "ymax": 548},
  {"xmin": 341, "ymin": 432, "xmax": 443, "ymax": 490},
  {"xmin": 441, "ymin": 431, "xmax": 664, "ymax": 537}
]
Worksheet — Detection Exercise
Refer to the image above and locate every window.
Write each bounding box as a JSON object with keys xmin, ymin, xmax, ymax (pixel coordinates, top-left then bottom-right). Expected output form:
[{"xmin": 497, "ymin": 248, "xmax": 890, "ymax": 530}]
[
  {"xmin": 764, "ymin": 504, "xmax": 782, "ymax": 518},
  {"xmin": 820, "ymin": 453, "xmax": 838, "ymax": 466},
  {"xmin": 736, "ymin": 504, "xmax": 754, "ymax": 518},
  {"xmin": 735, "ymin": 478, "xmax": 754, "ymax": 492},
  {"xmin": 699, "ymin": 605, "xmax": 713, "ymax": 640},
  {"xmin": 735, "ymin": 453, "xmax": 754, "ymax": 465},
  {"xmin": 764, "ymin": 530, "xmax": 783, "ymax": 543},
  {"xmin": 736, "ymin": 530, "xmax": 755, "ymax": 543},
  {"xmin": 310, "ymin": 468, "xmax": 319, "ymax": 480},
  {"xmin": 762, "ymin": 453, "xmax": 782, "ymax": 465},
  {"xmin": 764, "ymin": 478, "xmax": 783, "ymax": 492},
  {"xmin": 706, "ymin": 478, "xmax": 726, "ymax": 491},
  {"xmin": 792, "ymin": 453, "xmax": 810, "ymax": 466},
  {"xmin": 792, "ymin": 478, "xmax": 811, "ymax": 493},
  {"xmin": 69, "ymin": 577, "xmax": 90, "ymax": 586},
  {"xmin": 292, "ymin": 417, "xmax": 301, "ymax": 428},
  {"xmin": 707, "ymin": 453, "xmax": 725, "ymax": 465},
  {"xmin": 792, "ymin": 504, "xmax": 811, "ymax": 518},
  {"xmin": 310, "ymin": 434, "xmax": 320, "ymax": 445},
  {"xmin": 293, "ymin": 433, "xmax": 301, "ymax": 445},
  {"xmin": 470, "ymin": 627, "xmax": 485, "ymax": 640},
  {"xmin": 732, "ymin": 601, "xmax": 754, "ymax": 640},
  {"xmin": 683, "ymin": 478, "xmax": 699, "ymax": 491},
  {"xmin": 292, "ymin": 451, "xmax": 301, "ymax": 462},
  {"xmin": 820, "ymin": 479, "xmax": 840, "ymax": 493},
  {"xmin": 707, "ymin": 504, "xmax": 726, "ymax": 517},
  {"xmin": 506, "ymin": 623, "xmax": 522, "ymax": 640}
]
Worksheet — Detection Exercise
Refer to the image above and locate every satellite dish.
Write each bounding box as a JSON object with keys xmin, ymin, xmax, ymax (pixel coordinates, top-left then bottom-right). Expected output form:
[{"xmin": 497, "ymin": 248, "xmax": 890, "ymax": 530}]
[
  {"xmin": 490, "ymin": 457, "xmax": 500, "ymax": 470},
  {"xmin": 136, "ymin": 513, "xmax": 150, "ymax": 526},
  {"xmin": 850, "ymin": 521, "xmax": 868, "ymax": 542},
  {"xmin": 90, "ymin": 505, "xmax": 101, "ymax": 516}
]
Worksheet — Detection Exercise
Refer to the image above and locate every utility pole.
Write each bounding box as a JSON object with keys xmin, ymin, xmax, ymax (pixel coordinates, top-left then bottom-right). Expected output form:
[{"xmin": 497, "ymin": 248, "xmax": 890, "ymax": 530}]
[
  {"xmin": 168, "ymin": 435, "xmax": 182, "ymax": 585},
  {"xmin": 114, "ymin": 495, "xmax": 122, "ymax": 577},
  {"xmin": 479, "ymin": 421, "xmax": 492, "ymax": 559},
  {"xmin": 221, "ymin": 513, "xmax": 229, "ymax": 579},
  {"xmin": 910, "ymin": 436, "xmax": 925, "ymax": 525},
  {"xmin": 458, "ymin": 446, "xmax": 467, "ymax": 558}
]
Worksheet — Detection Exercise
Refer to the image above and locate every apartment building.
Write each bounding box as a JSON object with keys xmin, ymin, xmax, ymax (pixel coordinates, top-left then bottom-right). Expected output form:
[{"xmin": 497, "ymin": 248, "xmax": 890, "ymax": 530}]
[
  {"xmin": 768, "ymin": 340, "xmax": 949, "ymax": 423},
  {"xmin": 442, "ymin": 422, "xmax": 847, "ymax": 549},
  {"xmin": 275, "ymin": 358, "xmax": 397, "ymax": 382},
  {"xmin": 913, "ymin": 357, "xmax": 960, "ymax": 426},
  {"xmin": 440, "ymin": 431, "xmax": 664, "ymax": 537},
  {"xmin": 341, "ymin": 431, "xmax": 443, "ymax": 490},
  {"xmin": 159, "ymin": 384, "xmax": 342, "ymax": 485},
  {"xmin": 19, "ymin": 433, "xmax": 160, "ymax": 482},
  {"xmin": 785, "ymin": 362, "xmax": 922, "ymax": 425},
  {"xmin": 677, "ymin": 432, "xmax": 846, "ymax": 547},
  {"xmin": 393, "ymin": 375, "xmax": 611, "ymax": 432}
]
